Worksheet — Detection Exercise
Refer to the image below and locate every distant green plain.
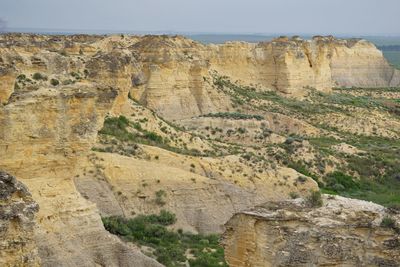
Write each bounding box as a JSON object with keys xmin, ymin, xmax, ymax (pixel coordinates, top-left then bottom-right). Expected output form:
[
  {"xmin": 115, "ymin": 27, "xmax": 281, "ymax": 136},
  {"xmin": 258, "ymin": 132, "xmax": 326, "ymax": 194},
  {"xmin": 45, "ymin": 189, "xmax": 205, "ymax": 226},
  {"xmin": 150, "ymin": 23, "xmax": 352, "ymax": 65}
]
[{"xmin": 383, "ymin": 51, "xmax": 400, "ymax": 69}]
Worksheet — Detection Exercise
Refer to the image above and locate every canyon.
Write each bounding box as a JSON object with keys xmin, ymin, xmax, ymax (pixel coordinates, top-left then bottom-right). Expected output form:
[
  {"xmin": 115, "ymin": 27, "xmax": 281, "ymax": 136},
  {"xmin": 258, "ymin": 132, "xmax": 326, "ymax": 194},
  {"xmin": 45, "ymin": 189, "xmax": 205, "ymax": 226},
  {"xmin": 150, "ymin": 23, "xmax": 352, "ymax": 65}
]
[{"xmin": 0, "ymin": 33, "xmax": 399, "ymax": 266}]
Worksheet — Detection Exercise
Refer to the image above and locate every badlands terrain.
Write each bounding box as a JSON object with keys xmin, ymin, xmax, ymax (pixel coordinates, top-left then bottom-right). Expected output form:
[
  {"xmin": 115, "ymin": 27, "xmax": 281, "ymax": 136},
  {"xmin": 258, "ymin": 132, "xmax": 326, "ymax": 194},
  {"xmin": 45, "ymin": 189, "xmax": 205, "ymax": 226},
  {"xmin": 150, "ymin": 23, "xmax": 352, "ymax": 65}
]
[{"xmin": 1, "ymin": 33, "xmax": 400, "ymax": 266}]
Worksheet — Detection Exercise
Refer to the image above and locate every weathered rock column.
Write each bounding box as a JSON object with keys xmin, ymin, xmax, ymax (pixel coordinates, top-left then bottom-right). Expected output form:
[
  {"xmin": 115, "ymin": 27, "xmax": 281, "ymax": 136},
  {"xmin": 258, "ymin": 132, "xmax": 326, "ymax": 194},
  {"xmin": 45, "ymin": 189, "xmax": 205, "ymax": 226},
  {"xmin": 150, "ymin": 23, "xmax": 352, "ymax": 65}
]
[{"xmin": 0, "ymin": 171, "xmax": 40, "ymax": 267}]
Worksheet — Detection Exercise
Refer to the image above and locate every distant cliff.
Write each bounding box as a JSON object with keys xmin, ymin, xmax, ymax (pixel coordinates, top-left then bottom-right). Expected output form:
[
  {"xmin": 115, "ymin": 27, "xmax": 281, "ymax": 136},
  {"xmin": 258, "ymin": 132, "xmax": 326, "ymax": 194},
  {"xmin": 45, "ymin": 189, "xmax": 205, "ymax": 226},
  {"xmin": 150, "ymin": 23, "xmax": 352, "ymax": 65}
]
[
  {"xmin": 131, "ymin": 35, "xmax": 400, "ymax": 119},
  {"xmin": 1, "ymin": 34, "xmax": 399, "ymax": 120}
]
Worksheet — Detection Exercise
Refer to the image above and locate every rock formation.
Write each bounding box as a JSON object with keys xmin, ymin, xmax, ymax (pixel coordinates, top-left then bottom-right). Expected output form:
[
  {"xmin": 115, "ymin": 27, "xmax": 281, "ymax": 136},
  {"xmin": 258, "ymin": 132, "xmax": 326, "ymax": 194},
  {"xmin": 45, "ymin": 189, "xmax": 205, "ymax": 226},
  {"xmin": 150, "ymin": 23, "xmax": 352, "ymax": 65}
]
[
  {"xmin": 0, "ymin": 33, "xmax": 399, "ymax": 266},
  {"xmin": 1, "ymin": 34, "xmax": 399, "ymax": 120},
  {"xmin": 133, "ymin": 35, "xmax": 400, "ymax": 119},
  {"xmin": 222, "ymin": 196, "xmax": 400, "ymax": 267},
  {"xmin": 0, "ymin": 39, "xmax": 161, "ymax": 265},
  {"xmin": 0, "ymin": 171, "xmax": 40, "ymax": 267}
]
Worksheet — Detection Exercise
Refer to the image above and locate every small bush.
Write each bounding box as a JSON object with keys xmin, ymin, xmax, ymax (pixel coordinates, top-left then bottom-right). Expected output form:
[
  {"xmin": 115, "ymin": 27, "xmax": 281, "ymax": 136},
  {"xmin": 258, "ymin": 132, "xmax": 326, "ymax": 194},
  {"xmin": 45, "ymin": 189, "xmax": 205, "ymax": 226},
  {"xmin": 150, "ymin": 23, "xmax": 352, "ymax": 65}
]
[
  {"xmin": 325, "ymin": 171, "xmax": 359, "ymax": 192},
  {"xmin": 237, "ymin": 128, "xmax": 246, "ymax": 134},
  {"xmin": 144, "ymin": 131, "xmax": 163, "ymax": 143},
  {"xmin": 62, "ymin": 79, "xmax": 74, "ymax": 85},
  {"xmin": 155, "ymin": 190, "xmax": 166, "ymax": 206},
  {"xmin": 50, "ymin": 78, "xmax": 59, "ymax": 86},
  {"xmin": 70, "ymin": 71, "xmax": 81, "ymax": 79},
  {"xmin": 381, "ymin": 216, "xmax": 397, "ymax": 229},
  {"xmin": 289, "ymin": 192, "xmax": 300, "ymax": 199},
  {"xmin": 17, "ymin": 74, "xmax": 26, "ymax": 80},
  {"xmin": 306, "ymin": 190, "xmax": 323, "ymax": 208},
  {"xmin": 32, "ymin": 72, "xmax": 48, "ymax": 81}
]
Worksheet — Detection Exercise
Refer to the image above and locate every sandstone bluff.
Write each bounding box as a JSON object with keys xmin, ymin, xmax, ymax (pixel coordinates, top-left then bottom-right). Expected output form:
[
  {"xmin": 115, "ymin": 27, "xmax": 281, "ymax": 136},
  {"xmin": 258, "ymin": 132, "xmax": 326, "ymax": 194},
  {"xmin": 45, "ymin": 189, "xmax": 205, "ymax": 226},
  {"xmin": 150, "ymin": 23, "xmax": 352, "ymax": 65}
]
[
  {"xmin": 0, "ymin": 33, "xmax": 399, "ymax": 266},
  {"xmin": 222, "ymin": 196, "xmax": 400, "ymax": 267}
]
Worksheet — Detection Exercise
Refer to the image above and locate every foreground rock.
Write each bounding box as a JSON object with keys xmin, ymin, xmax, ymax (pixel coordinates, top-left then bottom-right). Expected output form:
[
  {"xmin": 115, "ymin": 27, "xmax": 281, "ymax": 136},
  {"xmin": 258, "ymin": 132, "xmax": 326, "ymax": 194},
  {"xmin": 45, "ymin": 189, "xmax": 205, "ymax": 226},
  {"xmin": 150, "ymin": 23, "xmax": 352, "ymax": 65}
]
[
  {"xmin": 222, "ymin": 195, "xmax": 400, "ymax": 267},
  {"xmin": 0, "ymin": 171, "xmax": 40, "ymax": 267}
]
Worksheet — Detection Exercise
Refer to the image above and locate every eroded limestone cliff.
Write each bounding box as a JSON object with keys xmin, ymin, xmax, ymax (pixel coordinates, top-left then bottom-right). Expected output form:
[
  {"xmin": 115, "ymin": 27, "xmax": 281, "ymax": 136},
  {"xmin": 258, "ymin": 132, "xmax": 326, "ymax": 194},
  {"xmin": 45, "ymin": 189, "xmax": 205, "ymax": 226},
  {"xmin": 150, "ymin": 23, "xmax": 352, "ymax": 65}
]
[
  {"xmin": 0, "ymin": 60, "xmax": 161, "ymax": 266},
  {"xmin": 132, "ymin": 35, "xmax": 400, "ymax": 119},
  {"xmin": 0, "ymin": 33, "xmax": 399, "ymax": 266},
  {"xmin": 222, "ymin": 196, "xmax": 400, "ymax": 267}
]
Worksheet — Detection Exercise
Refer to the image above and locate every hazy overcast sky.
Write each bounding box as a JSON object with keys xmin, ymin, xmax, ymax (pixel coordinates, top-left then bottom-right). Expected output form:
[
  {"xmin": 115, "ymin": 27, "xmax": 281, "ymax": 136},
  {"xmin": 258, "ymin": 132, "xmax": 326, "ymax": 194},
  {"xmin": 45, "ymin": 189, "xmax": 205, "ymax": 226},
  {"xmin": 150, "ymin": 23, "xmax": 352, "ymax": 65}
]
[{"xmin": 1, "ymin": 0, "xmax": 399, "ymax": 35}]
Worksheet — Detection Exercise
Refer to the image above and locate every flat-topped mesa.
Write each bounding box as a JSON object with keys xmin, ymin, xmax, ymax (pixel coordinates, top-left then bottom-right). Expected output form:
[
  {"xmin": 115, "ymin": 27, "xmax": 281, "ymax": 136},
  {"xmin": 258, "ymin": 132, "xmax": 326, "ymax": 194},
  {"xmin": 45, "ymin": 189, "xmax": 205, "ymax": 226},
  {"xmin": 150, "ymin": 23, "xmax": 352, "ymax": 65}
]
[
  {"xmin": 131, "ymin": 35, "xmax": 400, "ymax": 119},
  {"xmin": 1, "ymin": 33, "xmax": 399, "ymax": 120},
  {"xmin": 222, "ymin": 196, "xmax": 400, "ymax": 267},
  {"xmin": 214, "ymin": 35, "xmax": 399, "ymax": 93}
]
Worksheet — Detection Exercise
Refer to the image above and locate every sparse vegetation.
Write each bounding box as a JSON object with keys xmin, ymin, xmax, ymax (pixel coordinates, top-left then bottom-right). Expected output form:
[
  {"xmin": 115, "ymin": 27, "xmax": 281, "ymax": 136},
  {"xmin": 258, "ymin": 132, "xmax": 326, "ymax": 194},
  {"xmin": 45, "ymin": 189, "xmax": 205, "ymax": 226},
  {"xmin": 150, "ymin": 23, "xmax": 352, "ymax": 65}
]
[
  {"xmin": 306, "ymin": 190, "xmax": 323, "ymax": 208},
  {"xmin": 98, "ymin": 116, "xmax": 209, "ymax": 157},
  {"xmin": 202, "ymin": 112, "xmax": 264, "ymax": 121},
  {"xmin": 102, "ymin": 211, "xmax": 228, "ymax": 267},
  {"xmin": 32, "ymin": 72, "xmax": 48, "ymax": 81},
  {"xmin": 381, "ymin": 216, "xmax": 397, "ymax": 229},
  {"xmin": 155, "ymin": 190, "xmax": 167, "ymax": 206},
  {"xmin": 50, "ymin": 78, "xmax": 59, "ymax": 86}
]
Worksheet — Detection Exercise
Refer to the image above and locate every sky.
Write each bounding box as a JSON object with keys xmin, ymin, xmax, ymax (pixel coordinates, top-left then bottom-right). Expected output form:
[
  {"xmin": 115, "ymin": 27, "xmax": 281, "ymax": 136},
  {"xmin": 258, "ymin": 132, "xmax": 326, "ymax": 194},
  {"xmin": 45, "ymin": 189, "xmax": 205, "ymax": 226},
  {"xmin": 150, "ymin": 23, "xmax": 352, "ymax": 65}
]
[{"xmin": 1, "ymin": 0, "xmax": 399, "ymax": 36}]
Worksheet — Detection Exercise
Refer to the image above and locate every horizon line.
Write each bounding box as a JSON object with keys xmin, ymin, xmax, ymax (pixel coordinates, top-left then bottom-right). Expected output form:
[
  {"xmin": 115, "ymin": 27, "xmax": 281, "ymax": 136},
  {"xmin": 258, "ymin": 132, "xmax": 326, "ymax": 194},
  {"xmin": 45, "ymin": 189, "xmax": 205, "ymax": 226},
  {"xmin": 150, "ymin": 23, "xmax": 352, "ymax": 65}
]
[{"xmin": 3, "ymin": 27, "xmax": 400, "ymax": 37}]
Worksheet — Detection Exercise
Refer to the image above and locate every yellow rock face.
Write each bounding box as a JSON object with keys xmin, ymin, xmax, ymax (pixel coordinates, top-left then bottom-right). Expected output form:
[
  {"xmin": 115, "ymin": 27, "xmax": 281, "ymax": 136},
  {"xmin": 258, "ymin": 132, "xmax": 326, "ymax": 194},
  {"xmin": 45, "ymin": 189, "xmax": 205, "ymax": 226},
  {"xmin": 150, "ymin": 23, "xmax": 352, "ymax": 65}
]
[
  {"xmin": 0, "ymin": 65, "xmax": 15, "ymax": 104},
  {"xmin": 0, "ymin": 33, "xmax": 399, "ymax": 266},
  {"xmin": 131, "ymin": 35, "xmax": 400, "ymax": 119},
  {"xmin": 0, "ymin": 84, "xmax": 161, "ymax": 266},
  {"xmin": 222, "ymin": 196, "xmax": 400, "ymax": 267}
]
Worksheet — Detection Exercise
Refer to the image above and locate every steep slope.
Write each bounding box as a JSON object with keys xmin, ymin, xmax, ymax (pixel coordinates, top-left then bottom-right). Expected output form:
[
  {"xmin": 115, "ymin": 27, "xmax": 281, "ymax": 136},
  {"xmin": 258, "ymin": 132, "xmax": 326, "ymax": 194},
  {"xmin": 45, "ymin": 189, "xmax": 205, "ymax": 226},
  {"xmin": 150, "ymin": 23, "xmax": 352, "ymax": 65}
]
[
  {"xmin": 0, "ymin": 84, "xmax": 161, "ymax": 266},
  {"xmin": 80, "ymin": 100, "xmax": 317, "ymax": 234}
]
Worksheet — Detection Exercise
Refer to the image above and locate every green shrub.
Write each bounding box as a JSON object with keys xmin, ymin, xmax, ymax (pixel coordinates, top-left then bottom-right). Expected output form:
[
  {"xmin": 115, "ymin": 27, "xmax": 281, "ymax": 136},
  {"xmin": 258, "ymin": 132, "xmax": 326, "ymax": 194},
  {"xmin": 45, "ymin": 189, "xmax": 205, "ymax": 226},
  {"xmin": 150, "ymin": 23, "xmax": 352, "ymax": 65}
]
[
  {"xmin": 17, "ymin": 74, "xmax": 26, "ymax": 80},
  {"xmin": 102, "ymin": 211, "xmax": 228, "ymax": 267},
  {"xmin": 287, "ymin": 161, "xmax": 322, "ymax": 187},
  {"xmin": 155, "ymin": 190, "xmax": 166, "ymax": 206},
  {"xmin": 202, "ymin": 112, "xmax": 264, "ymax": 121},
  {"xmin": 306, "ymin": 190, "xmax": 323, "ymax": 208},
  {"xmin": 32, "ymin": 72, "xmax": 48, "ymax": 81},
  {"xmin": 70, "ymin": 71, "xmax": 81, "ymax": 79},
  {"xmin": 144, "ymin": 131, "xmax": 163, "ymax": 143},
  {"xmin": 325, "ymin": 171, "xmax": 359, "ymax": 192},
  {"xmin": 99, "ymin": 116, "xmax": 133, "ymax": 141},
  {"xmin": 50, "ymin": 78, "xmax": 59, "ymax": 86},
  {"xmin": 381, "ymin": 216, "xmax": 397, "ymax": 229},
  {"xmin": 62, "ymin": 79, "xmax": 74, "ymax": 85}
]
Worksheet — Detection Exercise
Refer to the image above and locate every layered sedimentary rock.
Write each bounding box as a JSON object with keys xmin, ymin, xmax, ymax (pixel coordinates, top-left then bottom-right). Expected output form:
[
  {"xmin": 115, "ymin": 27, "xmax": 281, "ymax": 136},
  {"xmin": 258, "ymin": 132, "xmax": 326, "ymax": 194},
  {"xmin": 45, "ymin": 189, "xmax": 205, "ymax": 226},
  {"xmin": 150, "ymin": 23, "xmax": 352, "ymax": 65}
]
[
  {"xmin": 75, "ymin": 150, "xmax": 317, "ymax": 234},
  {"xmin": 0, "ymin": 83, "xmax": 161, "ymax": 266},
  {"xmin": 0, "ymin": 33, "xmax": 399, "ymax": 266},
  {"xmin": 222, "ymin": 196, "xmax": 400, "ymax": 267},
  {"xmin": 0, "ymin": 171, "xmax": 40, "ymax": 267},
  {"xmin": 131, "ymin": 35, "xmax": 400, "ymax": 119},
  {"xmin": 2, "ymin": 34, "xmax": 398, "ymax": 121}
]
